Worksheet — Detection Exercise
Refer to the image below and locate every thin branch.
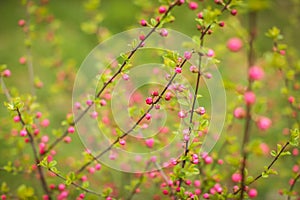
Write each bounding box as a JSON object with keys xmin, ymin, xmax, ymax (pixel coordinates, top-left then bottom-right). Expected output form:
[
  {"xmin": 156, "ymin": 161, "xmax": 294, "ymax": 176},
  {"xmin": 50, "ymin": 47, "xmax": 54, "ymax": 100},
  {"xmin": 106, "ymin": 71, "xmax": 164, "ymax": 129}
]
[
  {"xmin": 48, "ymin": 168, "xmax": 102, "ymax": 197},
  {"xmin": 239, "ymin": 11, "xmax": 257, "ymax": 200},
  {"xmin": 234, "ymin": 141, "xmax": 290, "ymax": 195},
  {"xmin": 16, "ymin": 108, "xmax": 52, "ymax": 199},
  {"xmin": 0, "ymin": 77, "xmax": 11, "ymax": 101},
  {"xmin": 287, "ymin": 173, "xmax": 300, "ymax": 200},
  {"xmin": 177, "ymin": 0, "xmax": 232, "ymax": 190},
  {"xmin": 43, "ymin": 0, "xmax": 180, "ymax": 155},
  {"xmin": 75, "ymin": 59, "xmax": 187, "ymax": 174},
  {"xmin": 25, "ymin": 1, "xmax": 35, "ymax": 96},
  {"xmin": 126, "ymin": 162, "xmax": 151, "ymax": 200},
  {"xmin": 154, "ymin": 162, "xmax": 175, "ymax": 197}
]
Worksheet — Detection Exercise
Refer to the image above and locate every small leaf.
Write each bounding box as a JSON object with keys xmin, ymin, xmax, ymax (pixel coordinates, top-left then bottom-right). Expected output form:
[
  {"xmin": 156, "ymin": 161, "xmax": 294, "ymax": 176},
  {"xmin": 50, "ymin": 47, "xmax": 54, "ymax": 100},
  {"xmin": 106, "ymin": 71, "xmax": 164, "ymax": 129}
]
[
  {"xmin": 261, "ymin": 171, "xmax": 269, "ymax": 178},
  {"xmin": 270, "ymin": 150, "xmax": 277, "ymax": 157},
  {"xmin": 48, "ymin": 160, "xmax": 57, "ymax": 168}
]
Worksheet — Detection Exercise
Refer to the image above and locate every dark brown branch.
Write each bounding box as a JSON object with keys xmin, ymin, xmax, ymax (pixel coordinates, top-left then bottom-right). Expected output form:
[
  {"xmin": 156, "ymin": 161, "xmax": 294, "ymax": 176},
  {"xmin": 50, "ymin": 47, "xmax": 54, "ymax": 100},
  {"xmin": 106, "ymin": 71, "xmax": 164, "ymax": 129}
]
[
  {"xmin": 16, "ymin": 108, "xmax": 52, "ymax": 199},
  {"xmin": 48, "ymin": 168, "xmax": 102, "ymax": 196},
  {"xmin": 234, "ymin": 141, "xmax": 290, "ymax": 195},
  {"xmin": 75, "ymin": 59, "xmax": 187, "ymax": 174},
  {"xmin": 287, "ymin": 172, "xmax": 300, "ymax": 200},
  {"xmin": 239, "ymin": 11, "xmax": 257, "ymax": 200},
  {"xmin": 43, "ymin": 0, "xmax": 180, "ymax": 156}
]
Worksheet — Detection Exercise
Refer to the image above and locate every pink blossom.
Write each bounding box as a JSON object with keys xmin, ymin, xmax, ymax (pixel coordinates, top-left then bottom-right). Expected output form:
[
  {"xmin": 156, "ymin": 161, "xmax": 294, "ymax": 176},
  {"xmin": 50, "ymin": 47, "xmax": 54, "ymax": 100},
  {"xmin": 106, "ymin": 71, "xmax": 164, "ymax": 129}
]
[
  {"xmin": 256, "ymin": 116, "xmax": 272, "ymax": 131},
  {"xmin": 189, "ymin": 2, "xmax": 198, "ymax": 10},
  {"xmin": 233, "ymin": 107, "xmax": 246, "ymax": 119},
  {"xmin": 232, "ymin": 173, "xmax": 242, "ymax": 182},
  {"xmin": 207, "ymin": 49, "xmax": 215, "ymax": 57},
  {"xmin": 248, "ymin": 188, "xmax": 258, "ymax": 198},
  {"xmin": 248, "ymin": 66, "xmax": 264, "ymax": 81},
  {"xmin": 145, "ymin": 138, "xmax": 154, "ymax": 148},
  {"xmin": 227, "ymin": 37, "xmax": 243, "ymax": 52},
  {"xmin": 244, "ymin": 91, "xmax": 256, "ymax": 105}
]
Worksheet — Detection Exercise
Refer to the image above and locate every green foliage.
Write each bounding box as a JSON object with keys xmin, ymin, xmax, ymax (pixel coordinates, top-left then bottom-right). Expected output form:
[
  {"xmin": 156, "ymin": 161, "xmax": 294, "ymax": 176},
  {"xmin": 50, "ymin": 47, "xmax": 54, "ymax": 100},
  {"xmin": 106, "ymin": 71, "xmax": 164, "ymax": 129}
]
[
  {"xmin": 1, "ymin": 182, "xmax": 10, "ymax": 193},
  {"xmin": 290, "ymin": 128, "xmax": 299, "ymax": 146},
  {"xmin": 4, "ymin": 97, "xmax": 24, "ymax": 111},
  {"xmin": 65, "ymin": 172, "xmax": 76, "ymax": 186},
  {"xmin": 17, "ymin": 184, "xmax": 36, "ymax": 200},
  {"xmin": 248, "ymin": 0, "xmax": 271, "ymax": 11},
  {"xmin": 266, "ymin": 26, "xmax": 283, "ymax": 42},
  {"xmin": 261, "ymin": 166, "xmax": 278, "ymax": 178}
]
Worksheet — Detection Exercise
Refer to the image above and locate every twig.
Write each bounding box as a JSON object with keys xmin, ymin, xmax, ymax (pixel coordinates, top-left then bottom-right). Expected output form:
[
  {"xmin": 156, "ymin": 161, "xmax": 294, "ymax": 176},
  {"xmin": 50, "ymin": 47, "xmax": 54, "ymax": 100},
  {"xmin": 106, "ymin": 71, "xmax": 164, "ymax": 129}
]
[
  {"xmin": 0, "ymin": 77, "xmax": 11, "ymax": 101},
  {"xmin": 24, "ymin": 1, "xmax": 35, "ymax": 96},
  {"xmin": 16, "ymin": 108, "xmax": 52, "ymax": 199},
  {"xmin": 287, "ymin": 173, "xmax": 300, "ymax": 200},
  {"xmin": 75, "ymin": 59, "xmax": 187, "ymax": 174},
  {"xmin": 239, "ymin": 11, "xmax": 257, "ymax": 199},
  {"xmin": 43, "ymin": 0, "xmax": 180, "ymax": 155},
  {"xmin": 126, "ymin": 162, "xmax": 151, "ymax": 200},
  {"xmin": 177, "ymin": 0, "xmax": 232, "ymax": 190},
  {"xmin": 154, "ymin": 162, "xmax": 175, "ymax": 196},
  {"xmin": 48, "ymin": 168, "xmax": 102, "ymax": 196},
  {"xmin": 234, "ymin": 141, "xmax": 290, "ymax": 195}
]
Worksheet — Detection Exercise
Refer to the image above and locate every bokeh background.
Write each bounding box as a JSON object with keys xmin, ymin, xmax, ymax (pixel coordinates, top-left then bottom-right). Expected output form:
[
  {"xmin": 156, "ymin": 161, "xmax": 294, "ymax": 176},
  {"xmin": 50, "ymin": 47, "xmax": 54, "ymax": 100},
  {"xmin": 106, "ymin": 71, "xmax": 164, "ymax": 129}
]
[{"xmin": 0, "ymin": 0, "xmax": 299, "ymax": 199}]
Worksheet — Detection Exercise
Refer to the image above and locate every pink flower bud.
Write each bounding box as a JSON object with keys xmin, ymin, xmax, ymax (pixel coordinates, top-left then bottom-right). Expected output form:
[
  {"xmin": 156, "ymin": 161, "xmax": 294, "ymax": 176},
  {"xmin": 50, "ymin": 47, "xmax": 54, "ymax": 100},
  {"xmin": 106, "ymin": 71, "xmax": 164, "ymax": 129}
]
[
  {"xmin": 256, "ymin": 116, "xmax": 272, "ymax": 131},
  {"xmin": 248, "ymin": 66, "xmax": 264, "ymax": 81},
  {"xmin": 68, "ymin": 126, "xmax": 75, "ymax": 133},
  {"xmin": 95, "ymin": 163, "xmax": 101, "ymax": 170},
  {"xmin": 145, "ymin": 97, "xmax": 153, "ymax": 105},
  {"xmin": 184, "ymin": 51, "xmax": 192, "ymax": 60},
  {"xmin": 207, "ymin": 49, "xmax": 215, "ymax": 57},
  {"xmin": 232, "ymin": 173, "xmax": 242, "ymax": 182},
  {"xmin": 20, "ymin": 129, "xmax": 27, "ymax": 137},
  {"xmin": 244, "ymin": 91, "xmax": 256, "ymax": 105},
  {"xmin": 231, "ymin": 9, "xmax": 238, "ymax": 16},
  {"xmin": 64, "ymin": 136, "xmax": 71, "ymax": 143},
  {"xmin": 248, "ymin": 188, "xmax": 258, "ymax": 198},
  {"xmin": 18, "ymin": 19, "xmax": 26, "ymax": 27},
  {"xmin": 178, "ymin": 110, "xmax": 186, "ymax": 118},
  {"xmin": 227, "ymin": 37, "xmax": 243, "ymax": 52},
  {"xmin": 13, "ymin": 115, "xmax": 20, "ymax": 122},
  {"xmin": 189, "ymin": 2, "xmax": 198, "ymax": 10},
  {"xmin": 140, "ymin": 19, "xmax": 147, "ymax": 26},
  {"xmin": 158, "ymin": 6, "xmax": 167, "ymax": 14},
  {"xmin": 2, "ymin": 69, "xmax": 11, "ymax": 77},
  {"xmin": 145, "ymin": 138, "xmax": 154, "ymax": 148},
  {"xmin": 175, "ymin": 67, "xmax": 182, "ymax": 73},
  {"xmin": 145, "ymin": 113, "xmax": 152, "ymax": 120},
  {"xmin": 160, "ymin": 28, "xmax": 168, "ymax": 37},
  {"xmin": 19, "ymin": 57, "xmax": 26, "ymax": 65},
  {"xmin": 190, "ymin": 65, "xmax": 198, "ymax": 73},
  {"xmin": 234, "ymin": 107, "xmax": 246, "ymax": 119},
  {"xmin": 122, "ymin": 74, "xmax": 129, "ymax": 81},
  {"xmin": 119, "ymin": 139, "xmax": 126, "ymax": 145}
]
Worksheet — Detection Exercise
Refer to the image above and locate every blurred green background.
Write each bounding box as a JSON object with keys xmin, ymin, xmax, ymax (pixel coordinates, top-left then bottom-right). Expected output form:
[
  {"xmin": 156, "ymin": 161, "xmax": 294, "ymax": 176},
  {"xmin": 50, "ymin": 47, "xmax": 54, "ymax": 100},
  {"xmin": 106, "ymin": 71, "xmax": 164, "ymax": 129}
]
[{"xmin": 0, "ymin": 0, "xmax": 299, "ymax": 199}]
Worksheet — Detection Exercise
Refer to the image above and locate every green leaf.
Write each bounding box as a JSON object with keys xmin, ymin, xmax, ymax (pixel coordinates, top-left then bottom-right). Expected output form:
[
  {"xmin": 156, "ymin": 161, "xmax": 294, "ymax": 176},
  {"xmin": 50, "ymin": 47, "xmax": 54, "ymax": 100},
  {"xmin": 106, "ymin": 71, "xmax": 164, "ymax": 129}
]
[
  {"xmin": 17, "ymin": 184, "xmax": 35, "ymax": 199},
  {"xmin": 1, "ymin": 182, "xmax": 9, "ymax": 193},
  {"xmin": 38, "ymin": 157, "xmax": 48, "ymax": 168},
  {"xmin": 48, "ymin": 160, "xmax": 57, "ymax": 168},
  {"xmin": 246, "ymin": 176, "xmax": 254, "ymax": 184},
  {"xmin": 82, "ymin": 181, "xmax": 90, "ymax": 189},
  {"xmin": 150, "ymin": 18, "xmax": 156, "ymax": 26},
  {"xmin": 270, "ymin": 150, "xmax": 277, "ymax": 157},
  {"xmin": 0, "ymin": 64, "xmax": 7, "ymax": 72},
  {"xmin": 261, "ymin": 171, "xmax": 269, "ymax": 178},
  {"xmin": 102, "ymin": 187, "xmax": 113, "ymax": 197},
  {"xmin": 266, "ymin": 26, "xmax": 283, "ymax": 41},
  {"xmin": 50, "ymin": 167, "xmax": 60, "ymax": 174},
  {"xmin": 290, "ymin": 128, "xmax": 299, "ymax": 146},
  {"xmin": 248, "ymin": 0, "xmax": 271, "ymax": 11},
  {"xmin": 268, "ymin": 168, "xmax": 278, "ymax": 175}
]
